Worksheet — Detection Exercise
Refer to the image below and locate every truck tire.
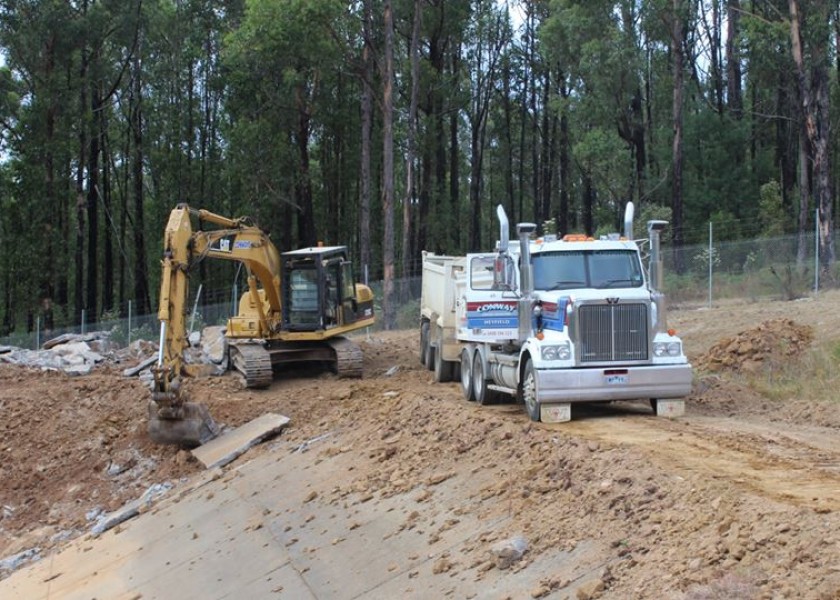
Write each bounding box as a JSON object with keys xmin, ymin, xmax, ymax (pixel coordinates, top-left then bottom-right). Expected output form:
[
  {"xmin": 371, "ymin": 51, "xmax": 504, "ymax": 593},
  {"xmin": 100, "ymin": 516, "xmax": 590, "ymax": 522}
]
[
  {"xmin": 420, "ymin": 321, "xmax": 435, "ymax": 371},
  {"xmin": 472, "ymin": 352, "xmax": 500, "ymax": 405},
  {"xmin": 460, "ymin": 348, "xmax": 475, "ymax": 401},
  {"xmin": 420, "ymin": 321, "xmax": 431, "ymax": 367},
  {"xmin": 434, "ymin": 342, "xmax": 455, "ymax": 382},
  {"xmin": 521, "ymin": 359, "xmax": 540, "ymax": 421}
]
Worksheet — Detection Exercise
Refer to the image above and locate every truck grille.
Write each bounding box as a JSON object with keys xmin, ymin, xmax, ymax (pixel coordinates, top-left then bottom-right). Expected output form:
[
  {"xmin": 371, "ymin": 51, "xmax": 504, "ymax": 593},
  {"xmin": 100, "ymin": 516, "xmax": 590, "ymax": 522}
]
[{"xmin": 577, "ymin": 303, "xmax": 649, "ymax": 363}]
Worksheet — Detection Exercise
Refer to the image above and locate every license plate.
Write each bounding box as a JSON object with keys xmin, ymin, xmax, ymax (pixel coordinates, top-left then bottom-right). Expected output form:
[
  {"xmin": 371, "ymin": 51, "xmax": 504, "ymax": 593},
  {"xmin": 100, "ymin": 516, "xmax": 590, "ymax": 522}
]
[{"xmin": 605, "ymin": 374, "xmax": 628, "ymax": 385}]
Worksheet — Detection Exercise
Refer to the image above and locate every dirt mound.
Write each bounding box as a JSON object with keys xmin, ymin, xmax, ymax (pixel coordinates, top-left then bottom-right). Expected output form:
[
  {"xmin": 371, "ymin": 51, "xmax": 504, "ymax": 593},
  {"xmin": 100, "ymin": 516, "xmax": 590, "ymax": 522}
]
[{"xmin": 695, "ymin": 318, "xmax": 813, "ymax": 374}]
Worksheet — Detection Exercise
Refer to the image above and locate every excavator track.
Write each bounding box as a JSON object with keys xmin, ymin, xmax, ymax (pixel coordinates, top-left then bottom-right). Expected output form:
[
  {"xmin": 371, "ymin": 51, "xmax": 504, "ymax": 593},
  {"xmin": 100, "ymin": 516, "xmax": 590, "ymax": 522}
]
[
  {"xmin": 328, "ymin": 336, "xmax": 364, "ymax": 379},
  {"xmin": 229, "ymin": 342, "xmax": 274, "ymax": 388}
]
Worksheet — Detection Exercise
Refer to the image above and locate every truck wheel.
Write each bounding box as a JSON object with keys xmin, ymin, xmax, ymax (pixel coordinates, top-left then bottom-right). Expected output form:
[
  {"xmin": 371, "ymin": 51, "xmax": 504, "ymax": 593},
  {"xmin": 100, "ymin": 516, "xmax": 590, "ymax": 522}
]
[
  {"xmin": 421, "ymin": 321, "xmax": 435, "ymax": 369},
  {"xmin": 472, "ymin": 352, "xmax": 500, "ymax": 405},
  {"xmin": 460, "ymin": 348, "xmax": 475, "ymax": 401},
  {"xmin": 522, "ymin": 359, "xmax": 540, "ymax": 421},
  {"xmin": 419, "ymin": 321, "xmax": 430, "ymax": 366},
  {"xmin": 434, "ymin": 343, "xmax": 455, "ymax": 382}
]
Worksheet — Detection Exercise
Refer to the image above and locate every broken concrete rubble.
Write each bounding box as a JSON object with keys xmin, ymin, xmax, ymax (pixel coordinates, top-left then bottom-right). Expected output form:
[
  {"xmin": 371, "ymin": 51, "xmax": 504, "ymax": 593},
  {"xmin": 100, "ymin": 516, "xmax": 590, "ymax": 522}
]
[{"xmin": 0, "ymin": 326, "xmax": 230, "ymax": 379}]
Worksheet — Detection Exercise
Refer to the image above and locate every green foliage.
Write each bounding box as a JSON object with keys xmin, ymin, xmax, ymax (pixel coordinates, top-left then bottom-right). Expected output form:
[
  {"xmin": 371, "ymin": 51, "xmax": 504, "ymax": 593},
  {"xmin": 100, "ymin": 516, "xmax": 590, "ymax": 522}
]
[
  {"xmin": 573, "ymin": 128, "xmax": 632, "ymax": 203},
  {"xmin": 758, "ymin": 181, "xmax": 786, "ymax": 237},
  {"xmin": 0, "ymin": 0, "xmax": 839, "ymax": 335}
]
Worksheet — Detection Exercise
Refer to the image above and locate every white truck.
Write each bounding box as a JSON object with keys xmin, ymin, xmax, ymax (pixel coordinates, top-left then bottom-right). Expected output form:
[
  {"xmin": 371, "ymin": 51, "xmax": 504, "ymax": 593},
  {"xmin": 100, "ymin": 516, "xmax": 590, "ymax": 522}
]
[{"xmin": 419, "ymin": 203, "xmax": 692, "ymax": 422}]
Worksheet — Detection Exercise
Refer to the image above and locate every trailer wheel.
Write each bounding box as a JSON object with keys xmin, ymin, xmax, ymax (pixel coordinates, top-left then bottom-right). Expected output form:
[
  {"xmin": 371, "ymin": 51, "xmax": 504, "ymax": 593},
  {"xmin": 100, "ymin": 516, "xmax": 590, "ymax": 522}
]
[
  {"xmin": 419, "ymin": 321, "xmax": 430, "ymax": 365},
  {"xmin": 522, "ymin": 359, "xmax": 540, "ymax": 421},
  {"xmin": 473, "ymin": 352, "xmax": 499, "ymax": 405},
  {"xmin": 434, "ymin": 341, "xmax": 455, "ymax": 382},
  {"xmin": 420, "ymin": 321, "xmax": 435, "ymax": 369},
  {"xmin": 460, "ymin": 348, "xmax": 475, "ymax": 401}
]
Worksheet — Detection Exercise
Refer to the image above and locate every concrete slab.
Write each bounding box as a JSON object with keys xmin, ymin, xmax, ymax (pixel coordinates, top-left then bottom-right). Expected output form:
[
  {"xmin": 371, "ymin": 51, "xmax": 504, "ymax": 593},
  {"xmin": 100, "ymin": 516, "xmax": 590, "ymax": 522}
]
[
  {"xmin": 0, "ymin": 426, "xmax": 615, "ymax": 600},
  {"xmin": 192, "ymin": 412, "xmax": 290, "ymax": 469}
]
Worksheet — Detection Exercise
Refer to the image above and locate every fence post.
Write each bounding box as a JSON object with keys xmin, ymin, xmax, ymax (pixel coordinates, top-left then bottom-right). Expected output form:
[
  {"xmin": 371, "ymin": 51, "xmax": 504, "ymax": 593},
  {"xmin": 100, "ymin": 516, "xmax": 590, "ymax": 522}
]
[
  {"xmin": 81, "ymin": 309, "xmax": 86, "ymax": 335},
  {"xmin": 708, "ymin": 222, "xmax": 713, "ymax": 308},
  {"xmin": 128, "ymin": 300, "xmax": 133, "ymax": 347},
  {"xmin": 35, "ymin": 316, "xmax": 40, "ymax": 350},
  {"xmin": 189, "ymin": 283, "xmax": 203, "ymax": 336}
]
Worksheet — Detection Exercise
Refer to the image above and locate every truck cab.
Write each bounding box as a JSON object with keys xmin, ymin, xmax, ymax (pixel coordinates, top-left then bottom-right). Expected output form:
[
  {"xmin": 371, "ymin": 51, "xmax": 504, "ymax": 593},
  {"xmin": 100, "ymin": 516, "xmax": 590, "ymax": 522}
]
[{"xmin": 421, "ymin": 203, "xmax": 693, "ymax": 423}]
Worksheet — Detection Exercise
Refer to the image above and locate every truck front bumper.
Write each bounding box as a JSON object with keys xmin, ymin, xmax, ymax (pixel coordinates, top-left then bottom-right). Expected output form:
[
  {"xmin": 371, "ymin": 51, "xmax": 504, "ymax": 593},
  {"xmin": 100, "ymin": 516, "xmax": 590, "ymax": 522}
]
[{"xmin": 534, "ymin": 363, "xmax": 693, "ymax": 403}]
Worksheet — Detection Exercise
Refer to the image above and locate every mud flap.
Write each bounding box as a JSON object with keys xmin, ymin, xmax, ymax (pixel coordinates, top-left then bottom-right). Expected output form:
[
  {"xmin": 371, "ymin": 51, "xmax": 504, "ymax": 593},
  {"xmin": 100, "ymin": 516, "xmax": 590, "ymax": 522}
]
[{"xmin": 148, "ymin": 401, "xmax": 221, "ymax": 447}]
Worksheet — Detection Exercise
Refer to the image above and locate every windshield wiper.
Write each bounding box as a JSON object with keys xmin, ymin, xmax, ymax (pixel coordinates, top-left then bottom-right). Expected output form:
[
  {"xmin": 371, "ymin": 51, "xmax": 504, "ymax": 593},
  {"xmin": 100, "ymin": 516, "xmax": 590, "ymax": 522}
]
[
  {"xmin": 600, "ymin": 278, "xmax": 638, "ymax": 288},
  {"xmin": 548, "ymin": 280, "xmax": 585, "ymax": 290}
]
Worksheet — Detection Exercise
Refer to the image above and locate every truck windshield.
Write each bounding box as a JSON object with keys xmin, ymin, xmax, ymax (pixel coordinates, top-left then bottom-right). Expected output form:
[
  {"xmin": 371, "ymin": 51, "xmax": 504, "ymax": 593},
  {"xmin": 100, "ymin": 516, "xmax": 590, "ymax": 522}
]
[{"xmin": 532, "ymin": 250, "xmax": 644, "ymax": 291}]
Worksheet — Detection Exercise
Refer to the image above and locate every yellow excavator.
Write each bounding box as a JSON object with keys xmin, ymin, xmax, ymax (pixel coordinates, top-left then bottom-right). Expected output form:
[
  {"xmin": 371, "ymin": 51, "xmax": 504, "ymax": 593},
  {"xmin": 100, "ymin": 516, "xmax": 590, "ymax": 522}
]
[{"xmin": 149, "ymin": 204, "xmax": 375, "ymax": 446}]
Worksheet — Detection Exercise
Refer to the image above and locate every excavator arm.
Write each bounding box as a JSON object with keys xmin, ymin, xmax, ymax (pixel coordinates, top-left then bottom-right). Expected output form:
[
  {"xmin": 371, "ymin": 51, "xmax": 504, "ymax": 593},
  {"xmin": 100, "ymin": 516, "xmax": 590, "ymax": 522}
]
[{"xmin": 149, "ymin": 204, "xmax": 282, "ymax": 446}]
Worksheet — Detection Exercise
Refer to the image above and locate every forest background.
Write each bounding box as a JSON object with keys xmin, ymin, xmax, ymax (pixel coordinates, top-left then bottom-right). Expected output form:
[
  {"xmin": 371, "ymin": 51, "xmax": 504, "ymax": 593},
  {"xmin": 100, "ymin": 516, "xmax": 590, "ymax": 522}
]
[{"xmin": 0, "ymin": 0, "xmax": 837, "ymax": 332}]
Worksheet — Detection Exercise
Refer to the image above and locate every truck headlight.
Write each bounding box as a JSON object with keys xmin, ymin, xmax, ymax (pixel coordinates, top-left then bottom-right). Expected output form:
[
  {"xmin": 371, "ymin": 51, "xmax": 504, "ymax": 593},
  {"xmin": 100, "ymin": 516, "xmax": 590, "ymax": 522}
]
[
  {"xmin": 541, "ymin": 342, "xmax": 571, "ymax": 361},
  {"xmin": 653, "ymin": 341, "xmax": 682, "ymax": 357}
]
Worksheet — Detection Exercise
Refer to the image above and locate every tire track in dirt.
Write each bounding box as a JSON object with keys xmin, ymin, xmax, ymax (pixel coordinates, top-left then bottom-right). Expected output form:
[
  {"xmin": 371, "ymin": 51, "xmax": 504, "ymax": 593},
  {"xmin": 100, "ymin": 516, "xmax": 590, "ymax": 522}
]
[{"xmin": 559, "ymin": 407, "xmax": 840, "ymax": 512}]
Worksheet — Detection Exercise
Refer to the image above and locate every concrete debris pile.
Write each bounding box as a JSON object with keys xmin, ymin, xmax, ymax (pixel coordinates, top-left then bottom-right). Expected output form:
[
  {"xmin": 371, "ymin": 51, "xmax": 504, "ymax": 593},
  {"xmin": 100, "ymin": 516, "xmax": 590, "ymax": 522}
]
[
  {"xmin": 695, "ymin": 318, "xmax": 814, "ymax": 374},
  {"xmin": 0, "ymin": 326, "xmax": 228, "ymax": 378},
  {"xmin": 0, "ymin": 332, "xmax": 112, "ymax": 376}
]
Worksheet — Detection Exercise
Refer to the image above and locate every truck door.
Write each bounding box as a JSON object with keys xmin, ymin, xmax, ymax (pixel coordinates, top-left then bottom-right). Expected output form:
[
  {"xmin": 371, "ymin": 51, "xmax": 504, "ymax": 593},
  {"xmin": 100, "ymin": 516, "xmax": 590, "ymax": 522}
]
[{"xmin": 459, "ymin": 253, "xmax": 519, "ymax": 342}]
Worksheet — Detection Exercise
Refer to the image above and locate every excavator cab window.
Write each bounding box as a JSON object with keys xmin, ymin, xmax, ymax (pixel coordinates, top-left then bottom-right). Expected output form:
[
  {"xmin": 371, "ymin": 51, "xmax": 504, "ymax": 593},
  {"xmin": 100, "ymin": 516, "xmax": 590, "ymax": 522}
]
[
  {"xmin": 340, "ymin": 261, "xmax": 359, "ymax": 322},
  {"xmin": 324, "ymin": 260, "xmax": 342, "ymax": 325},
  {"xmin": 287, "ymin": 266, "xmax": 321, "ymax": 328}
]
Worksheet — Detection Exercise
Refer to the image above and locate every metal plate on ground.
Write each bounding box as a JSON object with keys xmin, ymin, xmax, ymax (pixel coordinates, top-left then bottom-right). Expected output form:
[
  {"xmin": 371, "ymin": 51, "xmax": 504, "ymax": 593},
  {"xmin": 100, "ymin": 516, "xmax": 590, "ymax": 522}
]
[
  {"xmin": 541, "ymin": 403, "xmax": 571, "ymax": 423},
  {"xmin": 192, "ymin": 412, "xmax": 290, "ymax": 469}
]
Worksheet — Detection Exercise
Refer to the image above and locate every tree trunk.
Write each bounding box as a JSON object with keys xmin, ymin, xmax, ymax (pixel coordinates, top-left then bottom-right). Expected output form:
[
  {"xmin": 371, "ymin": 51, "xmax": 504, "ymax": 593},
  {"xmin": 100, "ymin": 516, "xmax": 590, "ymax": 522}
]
[
  {"xmin": 582, "ymin": 174, "xmax": 594, "ymax": 236},
  {"xmin": 671, "ymin": 0, "xmax": 686, "ymax": 274},
  {"xmin": 359, "ymin": 0, "xmax": 373, "ymax": 278},
  {"xmin": 789, "ymin": 0, "xmax": 835, "ymax": 277},
  {"xmin": 502, "ymin": 59, "xmax": 516, "ymax": 226},
  {"xmin": 403, "ymin": 0, "xmax": 421, "ymax": 280},
  {"xmin": 294, "ymin": 84, "xmax": 316, "ymax": 247},
  {"xmin": 726, "ymin": 0, "xmax": 742, "ymax": 118},
  {"xmin": 449, "ymin": 48, "xmax": 461, "ymax": 250},
  {"xmin": 558, "ymin": 78, "xmax": 570, "ymax": 234},
  {"xmin": 101, "ymin": 112, "xmax": 114, "ymax": 314},
  {"xmin": 381, "ymin": 0, "xmax": 396, "ymax": 329},
  {"xmin": 43, "ymin": 32, "xmax": 57, "ymax": 331},
  {"xmin": 132, "ymin": 52, "xmax": 150, "ymax": 315}
]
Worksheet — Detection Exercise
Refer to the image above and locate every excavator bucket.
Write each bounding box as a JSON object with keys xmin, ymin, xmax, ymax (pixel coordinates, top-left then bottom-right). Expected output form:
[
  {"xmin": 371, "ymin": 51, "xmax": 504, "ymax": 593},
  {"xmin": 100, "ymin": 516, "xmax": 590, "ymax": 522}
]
[{"xmin": 148, "ymin": 400, "xmax": 220, "ymax": 447}]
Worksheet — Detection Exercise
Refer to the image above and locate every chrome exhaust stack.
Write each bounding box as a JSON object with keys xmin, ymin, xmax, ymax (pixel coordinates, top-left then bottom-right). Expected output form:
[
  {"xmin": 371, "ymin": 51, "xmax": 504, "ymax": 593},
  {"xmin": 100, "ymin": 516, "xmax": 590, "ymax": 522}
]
[
  {"xmin": 517, "ymin": 221, "xmax": 537, "ymax": 343},
  {"xmin": 624, "ymin": 202, "xmax": 635, "ymax": 240},
  {"xmin": 647, "ymin": 220, "xmax": 668, "ymax": 292},
  {"xmin": 647, "ymin": 219, "xmax": 669, "ymax": 333},
  {"xmin": 496, "ymin": 204, "xmax": 510, "ymax": 252}
]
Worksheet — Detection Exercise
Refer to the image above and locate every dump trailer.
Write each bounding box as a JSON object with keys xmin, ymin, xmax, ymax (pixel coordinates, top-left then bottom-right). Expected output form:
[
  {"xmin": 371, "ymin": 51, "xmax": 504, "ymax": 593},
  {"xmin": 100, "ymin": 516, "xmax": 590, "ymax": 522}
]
[{"xmin": 419, "ymin": 203, "xmax": 692, "ymax": 422}]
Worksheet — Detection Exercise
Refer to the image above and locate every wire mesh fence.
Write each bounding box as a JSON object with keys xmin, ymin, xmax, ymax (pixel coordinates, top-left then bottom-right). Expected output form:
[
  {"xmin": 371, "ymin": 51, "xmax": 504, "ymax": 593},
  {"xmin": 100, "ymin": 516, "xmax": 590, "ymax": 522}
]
[{"xmin": 1, "ymin": 229, "xmax": 837, "ymax": 351}]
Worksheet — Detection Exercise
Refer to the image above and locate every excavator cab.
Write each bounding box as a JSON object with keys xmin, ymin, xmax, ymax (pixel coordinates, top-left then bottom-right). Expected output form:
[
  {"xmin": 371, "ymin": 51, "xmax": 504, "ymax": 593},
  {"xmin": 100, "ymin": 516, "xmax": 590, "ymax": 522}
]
[{"xmin": 281, "ymin": 246, "xmax": 369, "ymax": 332}]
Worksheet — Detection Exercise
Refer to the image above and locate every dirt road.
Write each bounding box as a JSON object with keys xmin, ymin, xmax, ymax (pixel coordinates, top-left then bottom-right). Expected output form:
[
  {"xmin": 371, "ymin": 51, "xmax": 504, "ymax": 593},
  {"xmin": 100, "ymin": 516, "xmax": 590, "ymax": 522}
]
[{"xmin": 1, "ymin": 292, "xmax": 839, "ymax": 598}]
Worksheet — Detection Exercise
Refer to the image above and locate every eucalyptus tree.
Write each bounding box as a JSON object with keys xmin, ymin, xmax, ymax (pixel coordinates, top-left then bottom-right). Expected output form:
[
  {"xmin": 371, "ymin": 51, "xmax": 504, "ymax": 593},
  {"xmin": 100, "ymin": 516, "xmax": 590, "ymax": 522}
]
[
  {"xmin": 544, "ymin": 0, "xmax": 649, "ymax": 231},
  {"xmin": 0, "ymin": 0, "xmax": 86, "ymax": 326},
  {"xmin": 789, "ymin": 0, "xmax": 835, "ymax": 274},
  {"xmin": 464, "ymin": 0, "xmax": 510, "ymax": 250},
  {"xmin": 225, "ymin": 0, "xmax": 350, "ymax": 249}
]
